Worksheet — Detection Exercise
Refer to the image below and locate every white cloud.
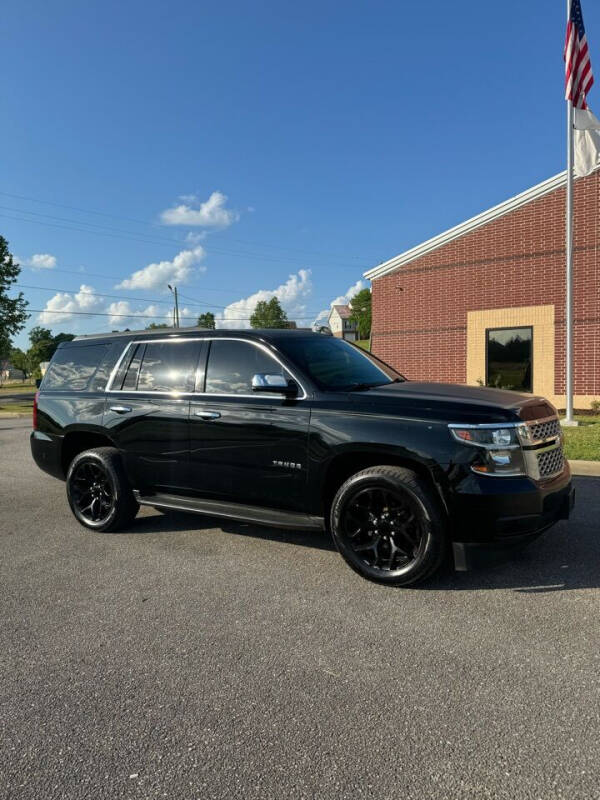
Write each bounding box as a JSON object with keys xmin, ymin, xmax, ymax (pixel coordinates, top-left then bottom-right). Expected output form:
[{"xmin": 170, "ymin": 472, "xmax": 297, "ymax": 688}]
[
  {"xmin": 217, "ymin": 269, "xmax": 312, "ymax": 329},
  {"xmin": 105, "ymin": 301, "xmax": 196, "ymax": 327},
  {"xmin": 28, "ymin": 253, "xmax": 57, "ymax": 270},
  {"xmin": 313, "ymin": 278, "xmax": 368, "ymax": 327},
  {"xmin": 106, "ymin": 301, "xmax": 163, "ymax": 326},
  {"xmin": 38, "ymin": 284, "xmax": 101, "ymax": 324},
  {"xmin": 116, "ymin": 246, "xmax": 205, "ymax": 291},
  {"xmin": 160, "ymin": 191, "xmax": 239, "ymax": 228},
  {"xmin": 185, "ymin": 231, "xmax": 207, "ymax": 245}
]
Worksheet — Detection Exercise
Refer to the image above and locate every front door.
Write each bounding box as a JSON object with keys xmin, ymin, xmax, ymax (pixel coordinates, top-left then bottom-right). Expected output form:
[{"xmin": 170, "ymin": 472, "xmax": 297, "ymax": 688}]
[
  {"xmin": 104, "ymin": 338, "xmax": 203, "ymax": 492},
  {"xmin": 189, "ymin": 338, "xmax": 310, "ymax": 512}
]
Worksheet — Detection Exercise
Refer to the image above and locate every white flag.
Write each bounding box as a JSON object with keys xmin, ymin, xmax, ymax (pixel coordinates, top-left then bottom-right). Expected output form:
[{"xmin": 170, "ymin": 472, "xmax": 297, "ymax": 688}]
[{"xmin": 573, "ymin": 107, "xmax": 600, "ymax": 177}]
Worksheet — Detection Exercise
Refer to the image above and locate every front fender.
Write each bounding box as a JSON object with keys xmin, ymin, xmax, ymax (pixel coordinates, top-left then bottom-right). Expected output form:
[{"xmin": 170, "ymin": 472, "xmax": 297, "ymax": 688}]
[{"xmin": 307, "ymin": 407, "xmax": 453, "ymax": 516}]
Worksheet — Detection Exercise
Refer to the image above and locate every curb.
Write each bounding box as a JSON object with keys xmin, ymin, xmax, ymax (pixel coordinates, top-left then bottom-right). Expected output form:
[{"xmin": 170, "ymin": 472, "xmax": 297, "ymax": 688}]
[
  {"xmin": 0, "ymin": 413, "xmax": 30, "ymax": 419},
  {"xmin": 569, "ymin": 460, "xmax": 600, "ymax": 477}
]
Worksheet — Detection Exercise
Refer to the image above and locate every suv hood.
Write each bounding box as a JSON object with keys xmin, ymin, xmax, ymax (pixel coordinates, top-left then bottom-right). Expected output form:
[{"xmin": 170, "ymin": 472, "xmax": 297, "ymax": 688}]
[{"xmin": 348, "ymin": 381, "xmax": 556, "ymax": 424}]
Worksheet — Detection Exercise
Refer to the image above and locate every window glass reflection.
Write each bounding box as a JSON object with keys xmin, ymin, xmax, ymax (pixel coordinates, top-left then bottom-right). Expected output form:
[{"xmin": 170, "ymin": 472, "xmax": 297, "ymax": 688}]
[
  {"xmin": 135, "ymin": 341, "xmax": 198, "ymax": 393},
  {"xmin": 205, "ymin": 340, "xmax": 287, "ymax": 394},
  {"xmin": 486, "ymin": 327, "xmax": 532, "ymax": 392}
]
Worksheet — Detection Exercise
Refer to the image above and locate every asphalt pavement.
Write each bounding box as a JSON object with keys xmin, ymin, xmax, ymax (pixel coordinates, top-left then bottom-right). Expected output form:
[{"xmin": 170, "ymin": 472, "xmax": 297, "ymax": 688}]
[{"xmin": 1, "ymin": 419, "xmax": 600, "ymax": 800}]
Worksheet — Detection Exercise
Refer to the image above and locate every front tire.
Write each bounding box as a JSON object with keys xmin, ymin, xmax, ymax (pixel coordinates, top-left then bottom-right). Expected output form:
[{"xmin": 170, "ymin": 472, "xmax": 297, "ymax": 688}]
[
  {"xmin": 330, "ymin": 466, "xmax": 447, "ymax": 586},
  {"xmin": 66, "ymin": 447, "xmax": 139, "ymax": 532}
]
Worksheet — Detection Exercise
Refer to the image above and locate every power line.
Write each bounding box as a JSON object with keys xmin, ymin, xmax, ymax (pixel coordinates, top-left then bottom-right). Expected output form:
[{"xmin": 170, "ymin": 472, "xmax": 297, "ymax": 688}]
[
  {"xmin": 18, "ymin": 264, "xmax": 347, "ymax": 306},
  {"xmin": 14, "ymin": 283, "xmax": 260, "ymax": 311},
  {"xmin": 25, "ymin": 307, "xmax": 321, "ymax": 321},
  {"xmin": 0, "ymin": 206, "xmax": 369, "ymax": 269},
  {"xmin": 20, "ymin": 263, "xmax": 262, "ymax": 295},
  {"xmin": 0, "ymin": 189, "xmax": 370, "ymax": 262},
  {"xmin": 14, "ymin": 283, "xmax": 326, "ymax": 316},
  {"xmin": 15, "ymin": 283, "xmax": 174, "ymax": 307}
]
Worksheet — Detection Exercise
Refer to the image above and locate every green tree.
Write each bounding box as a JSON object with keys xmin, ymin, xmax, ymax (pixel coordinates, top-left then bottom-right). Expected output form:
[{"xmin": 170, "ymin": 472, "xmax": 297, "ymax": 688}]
[
  {"xmin": 250, "ymin": 297, "xmax": 289, "ymax": 329},
  {"xmin": 28, "ymin": 326, "xmax": 53, "ymax": 345},
  {"xmin": 197, "ymin": 312, "xmax": 216, "ymax": 329},
  {"xmin": 0, "ymin": 237, "xmax": 29, "ymax": 357},
  {"xmin": 8, "ymin": 347, "xmax": 30, "ymax": 380},
  {"xmin": 146, "ymin": 322, "xmax": 170, "ymax": 329},
  {"xmin": 27, "ymin": 327, "xmax": 55, "ymax": 371},
  {"xmin": 348, "ymin": 288, "xmax": 372, "ymax": 340},
  {"xmin": 52, "ymin": 332, "xmax": 75, "ymax": 347}
]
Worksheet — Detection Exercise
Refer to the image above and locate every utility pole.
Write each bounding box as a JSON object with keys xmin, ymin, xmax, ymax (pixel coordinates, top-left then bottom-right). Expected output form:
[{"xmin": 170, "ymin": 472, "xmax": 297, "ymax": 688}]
[{"xmin": 168, "ymin": 284, "xmax": 180, "ymax": 328}]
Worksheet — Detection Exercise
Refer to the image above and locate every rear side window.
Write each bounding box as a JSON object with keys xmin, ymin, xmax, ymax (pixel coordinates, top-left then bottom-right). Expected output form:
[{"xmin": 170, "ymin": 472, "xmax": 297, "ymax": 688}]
[
  {"xmin": 43, "ymin": 344, "xmax": 111, "ymax": 392},
  {"xmin": 205, "ymin": 339, "xmax": 288, "ymax": 394},
  {"xmin": 114, "ymin": 340, "xmax": 200, "ymax": 393}
]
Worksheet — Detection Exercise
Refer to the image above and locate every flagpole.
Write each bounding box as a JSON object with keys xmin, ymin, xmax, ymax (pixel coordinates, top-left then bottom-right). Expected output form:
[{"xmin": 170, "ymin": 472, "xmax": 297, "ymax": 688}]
[
  {"xmin": 564, "ymin": 0, "xmax": 576, "ymax": 425},
  {"xmin": 565, "ymin": 94, "xmax": 575, "ymax": 425}
]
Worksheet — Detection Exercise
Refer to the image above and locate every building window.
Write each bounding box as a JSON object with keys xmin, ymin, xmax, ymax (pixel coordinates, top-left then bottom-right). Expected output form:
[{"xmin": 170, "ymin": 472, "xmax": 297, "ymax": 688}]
[{"xmin": 486, "ymin": 326, "xmax": 533, "ymax": 392}]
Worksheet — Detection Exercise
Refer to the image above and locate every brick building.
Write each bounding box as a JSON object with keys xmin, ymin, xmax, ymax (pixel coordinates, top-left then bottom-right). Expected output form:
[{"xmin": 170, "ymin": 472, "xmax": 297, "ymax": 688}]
[{"xmin": 365, "ymin": 169, "xmax": 600, "ymax": 410}]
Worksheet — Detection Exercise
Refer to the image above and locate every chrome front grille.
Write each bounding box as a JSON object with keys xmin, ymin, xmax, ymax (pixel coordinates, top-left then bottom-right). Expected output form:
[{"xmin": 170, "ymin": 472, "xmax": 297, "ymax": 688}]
[
  {"xmin": 520, "ymin": 415, "xmax": 565, "ymax": 480},
  {"xmin": 537, "ymin": 446, "xmax": 565, "ymax": 479},
  {"xmin": 527, "ymin": 417, "xmax": 561, "ymax": 443}
]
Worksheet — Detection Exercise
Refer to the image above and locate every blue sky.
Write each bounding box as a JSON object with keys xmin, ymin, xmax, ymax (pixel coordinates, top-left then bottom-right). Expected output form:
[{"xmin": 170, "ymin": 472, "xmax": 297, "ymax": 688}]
[{"xmin": 4, "ymin": 0, "xmax": 598, "ymax": 349}]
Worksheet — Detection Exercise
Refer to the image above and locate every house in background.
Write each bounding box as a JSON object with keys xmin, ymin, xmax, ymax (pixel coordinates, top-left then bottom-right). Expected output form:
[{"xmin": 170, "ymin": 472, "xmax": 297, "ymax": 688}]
[
  {"xmin": 364, "ymin": 168, "xmax": 600, "ymax": 409},
  {"xmin": 0, "ymin": 360, "xmax": 25, "ymax": 382},
  {"xmin": 328, "ymin": 304, "xmax": 358, "ymax": 341}
]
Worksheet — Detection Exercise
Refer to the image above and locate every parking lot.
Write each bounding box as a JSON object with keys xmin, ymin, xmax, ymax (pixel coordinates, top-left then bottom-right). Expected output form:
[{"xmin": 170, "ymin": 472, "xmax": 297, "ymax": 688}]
[{"xmin": 1, "ymin": 418, "xmax": 600, "ymax": 799}]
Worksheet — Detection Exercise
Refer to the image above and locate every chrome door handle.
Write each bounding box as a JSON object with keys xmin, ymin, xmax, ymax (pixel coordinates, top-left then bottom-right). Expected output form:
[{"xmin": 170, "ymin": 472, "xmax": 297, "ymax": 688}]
[
  {"xmin": 194, "ymin": 410, "xmax": 221, "ymax": 420},
  {"xmin": 109, "ymin": 405, "xmax": 132, "ymax": 414}
]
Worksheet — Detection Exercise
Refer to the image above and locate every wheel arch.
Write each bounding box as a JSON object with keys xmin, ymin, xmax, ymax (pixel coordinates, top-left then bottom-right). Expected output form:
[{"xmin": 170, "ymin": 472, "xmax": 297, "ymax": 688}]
[
  {"xmin": 320, "ymin": 449, "xmax": 449, "ymax": 521},
  {"xmin": 61, "ymin": 428, "xmax": 117, "ymax": 478}
]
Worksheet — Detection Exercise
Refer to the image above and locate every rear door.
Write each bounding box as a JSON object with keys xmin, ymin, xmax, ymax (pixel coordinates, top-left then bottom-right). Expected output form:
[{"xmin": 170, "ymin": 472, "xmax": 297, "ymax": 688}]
[
  {"xmin": 188, "ymin": 338, "xmax": 311, "ymax": 512},
  {"xmin": 104, "ymin": 338, "xmax": 204, "ymax": 493}
]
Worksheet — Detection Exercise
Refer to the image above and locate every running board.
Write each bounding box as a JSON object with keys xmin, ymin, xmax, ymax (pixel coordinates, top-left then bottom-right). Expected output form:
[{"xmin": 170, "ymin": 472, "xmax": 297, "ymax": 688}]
[{"xmin": 133, "ymin": 491, "xmax": 325, "ymax": 531}]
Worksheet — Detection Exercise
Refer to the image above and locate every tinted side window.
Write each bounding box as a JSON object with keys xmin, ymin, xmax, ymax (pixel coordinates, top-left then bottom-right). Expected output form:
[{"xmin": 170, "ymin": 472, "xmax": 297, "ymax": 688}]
[
  {"xmin": 205, "ymin": 340, "xmax": 286, "ymax": 395},
  {"xmin": 43, "ymin": 344, "xmax": 111, "ymax": 392},
  {"xmin": 136, "ymin": 341, "xmax": 199, "ymax": 393}
]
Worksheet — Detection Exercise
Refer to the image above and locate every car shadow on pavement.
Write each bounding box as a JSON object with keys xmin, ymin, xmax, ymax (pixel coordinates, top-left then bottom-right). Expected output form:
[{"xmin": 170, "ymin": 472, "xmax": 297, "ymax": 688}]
[
  {"xmin": 426, "ymin": 476, "xmax": 600, "ymax": 594},
  {"xmin": 126, "ymin": 477, "xmax": 599, "ymax": 594},
  {"xmin": 131, "ymin": 508, "xmax": 337, "ymax": 552}
]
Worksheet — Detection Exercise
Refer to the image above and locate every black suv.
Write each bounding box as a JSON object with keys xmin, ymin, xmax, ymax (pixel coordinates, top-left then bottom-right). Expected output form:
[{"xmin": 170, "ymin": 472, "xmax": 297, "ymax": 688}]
[{"xmin": 31, "ymin": 328, "xmax": 574, "ymax": 586}]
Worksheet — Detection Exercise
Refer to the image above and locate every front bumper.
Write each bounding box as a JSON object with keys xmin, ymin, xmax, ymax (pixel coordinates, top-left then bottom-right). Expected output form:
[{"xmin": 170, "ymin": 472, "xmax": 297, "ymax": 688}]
[{"xmin": 448, "ymin": 462, "xmax": 574, "ymax": 551}]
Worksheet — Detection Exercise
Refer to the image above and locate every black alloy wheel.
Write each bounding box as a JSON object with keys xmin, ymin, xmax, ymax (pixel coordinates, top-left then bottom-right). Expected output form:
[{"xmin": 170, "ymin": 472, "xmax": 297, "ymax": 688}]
[
  {"xmin": 66, "ymin": 447, "xmax": 139, "ymax": 532},
  {"xmin": 330, "ymin": 466, "xmax": 447, "ymax": 586},
  {"xmin": 69, "ymin": 460, "xmax": 115, "ymax": 525},
  {"xmin": 340, "ymin": 485, "xmax": 426, "ymax": 572}
]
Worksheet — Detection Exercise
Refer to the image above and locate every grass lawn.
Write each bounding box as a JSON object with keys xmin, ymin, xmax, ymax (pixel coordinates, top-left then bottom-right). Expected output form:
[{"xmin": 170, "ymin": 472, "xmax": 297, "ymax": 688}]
[
  {"xmin": 0, "ymin": 382, "xmax": 36, "ymax": 395},
  {"xmin": 0, "ymin": 401, "xmax": 33, "ymax": 415},
  {"xmin": 355, "ymin": 339, "xmax": 370, "ymax": 350},
  {"xmin": 562, "ymin": 416, "xmax": 600, "ymax": 461}
]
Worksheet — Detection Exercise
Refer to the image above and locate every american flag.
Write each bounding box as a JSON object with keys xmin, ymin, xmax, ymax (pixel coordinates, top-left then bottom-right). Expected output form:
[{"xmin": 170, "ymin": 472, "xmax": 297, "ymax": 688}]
[{"xmin": 564, "ymin": 0, "xmax": 594, "ymax": 109}]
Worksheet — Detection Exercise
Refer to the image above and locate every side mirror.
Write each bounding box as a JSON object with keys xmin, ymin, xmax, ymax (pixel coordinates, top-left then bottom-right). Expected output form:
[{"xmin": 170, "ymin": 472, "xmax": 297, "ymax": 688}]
[{"xmin": 252, "ymin": 373, "xmax": 298, "ymax": 396}]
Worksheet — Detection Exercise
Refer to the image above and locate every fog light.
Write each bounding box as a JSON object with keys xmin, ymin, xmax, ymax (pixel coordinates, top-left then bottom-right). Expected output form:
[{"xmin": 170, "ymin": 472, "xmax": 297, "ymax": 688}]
[{"xmin": 489, "ymin": 451, "xmax": 511, "ymax": 465}]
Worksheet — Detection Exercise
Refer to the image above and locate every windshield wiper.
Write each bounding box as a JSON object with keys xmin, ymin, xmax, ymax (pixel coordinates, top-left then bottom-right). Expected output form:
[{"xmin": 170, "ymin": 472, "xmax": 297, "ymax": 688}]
[
  {"xmin": 340, "ymin": 377, "xmax": 405, "ymax": 392},
  {"xmin": 344, "ymin": 382, "xmax": 380, "ymax": 392}
]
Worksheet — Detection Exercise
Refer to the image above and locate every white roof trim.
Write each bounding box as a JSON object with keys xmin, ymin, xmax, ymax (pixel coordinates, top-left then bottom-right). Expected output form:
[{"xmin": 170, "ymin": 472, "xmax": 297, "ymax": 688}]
[{"xmin": 364, "ymin": 170, "xmax": 568, "ymax": 281}]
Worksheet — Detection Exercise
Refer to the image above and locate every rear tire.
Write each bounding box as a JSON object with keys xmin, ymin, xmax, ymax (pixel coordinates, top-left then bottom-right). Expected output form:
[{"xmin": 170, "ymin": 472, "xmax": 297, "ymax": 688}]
[
  {"xmin": 66, "ymin": 447, "xmax": 139, "ymax": 532},
  {"xmin": 329, "ymin": 466, "xmax": 447, "ymax": 586}
]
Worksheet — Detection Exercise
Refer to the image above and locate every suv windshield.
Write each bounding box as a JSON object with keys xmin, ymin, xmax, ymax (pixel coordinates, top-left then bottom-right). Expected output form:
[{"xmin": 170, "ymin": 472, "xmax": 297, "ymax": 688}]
[{"xmin": 277, "ymin": 336, "xmax": 405, "ymax": 391}]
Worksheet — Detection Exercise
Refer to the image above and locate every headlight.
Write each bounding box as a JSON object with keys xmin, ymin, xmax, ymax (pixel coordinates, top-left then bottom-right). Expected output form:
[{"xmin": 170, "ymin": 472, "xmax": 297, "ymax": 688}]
[
  {"xmin": 449, "ymin": 426, "xmax": 519, "ymax": 447},
  {"xmin": 449, "ymin": 424, "xmax": 525, "ymax": 476}
]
